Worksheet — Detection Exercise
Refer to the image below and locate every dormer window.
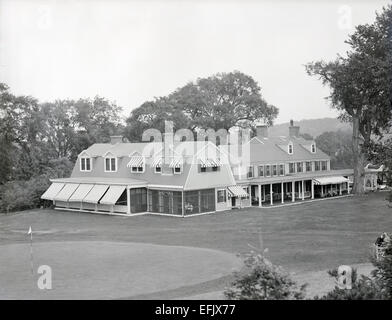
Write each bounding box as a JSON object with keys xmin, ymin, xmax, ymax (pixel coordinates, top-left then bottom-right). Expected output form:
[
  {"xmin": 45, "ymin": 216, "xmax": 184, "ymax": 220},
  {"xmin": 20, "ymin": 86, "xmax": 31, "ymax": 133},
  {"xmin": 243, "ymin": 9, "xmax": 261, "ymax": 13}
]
[
  {"xmin": 127, "ymin": 155, "xmax": 145, "ymax": 173},
  {"xmin": 311, "ymin": 143, "xmax": 316, "ymax": 153},
  {"xmin": 288, "ymin": 143, "xmax": 293, "ymax": 155},
  {"xmin": 80, "ymin": 157, "xmax": 92, "ymax": 172},
  {"xmin": 104, "ymin": 157, "xmax": 117, "ymax": 172},
  {"xmin": 173, "ymin": 166, "xmax": 182, "ymax": 174}
]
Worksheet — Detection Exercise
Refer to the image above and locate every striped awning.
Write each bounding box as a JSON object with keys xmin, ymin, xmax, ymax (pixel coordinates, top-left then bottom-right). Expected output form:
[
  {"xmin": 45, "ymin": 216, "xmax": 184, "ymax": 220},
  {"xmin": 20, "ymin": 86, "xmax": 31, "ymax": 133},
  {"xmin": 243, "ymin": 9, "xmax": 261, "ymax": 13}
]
[
  {"xmin": 53, "ymin": 184, "xmax": 79, "ymax": 202},
  {"xmin": 151, "ymin": 157, "xmax": 163, "ymax": 167},
  {"xmin": 199, "ymin": 158, "xmax": 221, "ymax": 168},
  {"xmin": 99, "ymin": 185, "xmax": 126, "ymax": 205},
  {"xmin": 41, "ymin": 183, "xmax": 65, "ymax": 200},
  {"xmin": 127, "ymin": 156, "xmax": 144, "ymax": 168},
  {"xmin": 83, "ymin": 185, "xmax": 109, "ymax": 204},
  {"xmin": 313, "ymin": 176, "xmax": 350, "ymax": 185},
  {"xmin": 227, "ymin": 185, "xmax": 249, "ymax": 198},
  {"xmin": 69, "ymin": 184, "xmax": 94, "ymax": 202},
  {"xmin": 169, "ymin": 157, "xmax": 183, "ymax": 168}
]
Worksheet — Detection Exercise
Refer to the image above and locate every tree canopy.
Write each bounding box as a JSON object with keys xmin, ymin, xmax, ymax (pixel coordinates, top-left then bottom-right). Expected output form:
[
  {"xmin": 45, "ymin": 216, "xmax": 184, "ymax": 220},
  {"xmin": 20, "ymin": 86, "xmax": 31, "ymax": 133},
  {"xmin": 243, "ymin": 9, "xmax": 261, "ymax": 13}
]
[
  {"xmin": 124, "ymin": 71, "xmax": 278, "ymax": 141},
  {"xmin": 306, "ymin": 5, "xmax": 392, "ymax": 194}
]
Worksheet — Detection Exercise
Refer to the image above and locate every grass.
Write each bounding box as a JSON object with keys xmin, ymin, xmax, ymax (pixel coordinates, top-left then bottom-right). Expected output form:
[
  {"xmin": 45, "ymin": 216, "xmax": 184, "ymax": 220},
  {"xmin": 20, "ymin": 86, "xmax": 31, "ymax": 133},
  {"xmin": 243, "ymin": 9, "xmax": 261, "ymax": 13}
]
[{"xmin": 0, "ymin": 191, "xmax": 391, "ymax": 299}]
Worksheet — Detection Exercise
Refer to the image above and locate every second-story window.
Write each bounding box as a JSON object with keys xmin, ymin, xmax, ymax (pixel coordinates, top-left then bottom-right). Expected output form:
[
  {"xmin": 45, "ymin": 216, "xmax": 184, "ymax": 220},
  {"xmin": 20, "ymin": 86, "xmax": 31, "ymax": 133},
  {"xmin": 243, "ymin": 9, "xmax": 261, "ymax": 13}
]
[
  {"xmin": 272, "ymin": 165, "xmax": 278, "ymax": 176},
  {"xmin": 315, "ymin": 161, "xmax": 321, "ymax": 171},
  {"xmin": 155, "ymin": 166, "xmax": 161, "ymax": 173},
  {"xmin": 279, "ymin": 164, "xmax": 284, "ymax": 176},
  {"xmin": 265, "ymin": 165, "xmax": 271, "ymax": 177},
  {"xmin": 322, "ymin": 161, "xmax": 327, "ymax": 171},
  {"xmin": 258, "ymin": 165, "xmax": 264, "ymax": 177},
  {"xmin": 105, "ymin": 157, "xmax": 116, "ymax": 172},
  {"xmin": 173, "ymin": 166, "xmax": 182, "ymax": 174},
  {"xmin": 247, "ymin": 166, "xmax": 254, "ymax": 178},
  {"xmin": 288, "ymin": 143, "xmax": 293, "ymax": 155},
  {"xmin": 306, "ymin": 161, "xmax": 312, "ymax": 172},
  {"xmin": 311, "ymin": 143, "xmax": 316, "ymax": 153},
  {"xmin": 80, "ymin": 157, "xmax": 91, "ymax": 172},
  {"xmin": 289, "ymin": 162, "xmax": 295, "ymax": 174},
  {"xmin": 296, "ymin": 162, "xmax": 303, "ymax": 173}
]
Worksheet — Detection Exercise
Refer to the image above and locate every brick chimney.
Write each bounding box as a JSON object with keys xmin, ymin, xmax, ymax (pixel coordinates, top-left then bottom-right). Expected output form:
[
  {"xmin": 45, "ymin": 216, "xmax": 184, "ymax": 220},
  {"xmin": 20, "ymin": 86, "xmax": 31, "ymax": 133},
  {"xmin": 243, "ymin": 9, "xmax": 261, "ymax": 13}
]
[
  {"xmin": 288, "ymin": 120, "xmax": 300, "ymax": 138},
  {"xmin": 110, "ymin": 135, "xmax": 124, "ymax": 144},
  {"xmin": 256, "ymin": 125, "xmax": 268, "ymax": 139}
]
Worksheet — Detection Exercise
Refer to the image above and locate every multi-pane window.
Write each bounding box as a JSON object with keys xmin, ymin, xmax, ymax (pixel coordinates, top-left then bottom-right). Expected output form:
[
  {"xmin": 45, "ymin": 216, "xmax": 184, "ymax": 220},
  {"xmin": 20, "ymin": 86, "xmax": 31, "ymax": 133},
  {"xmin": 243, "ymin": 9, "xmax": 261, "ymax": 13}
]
[
  {"xmin": 311, "ymin": 144, "xmax": 316, "ymax": 153},
  {"xmin": 131, "ymin": 166, "xmax": 144, "ymax": 173},
  {"xmin": 322, "ymin": 161, "xmax": 328, "ymax": 171},
  {"xmin": 289, "ymin": 162, "xmax": 295, "ymax": 174},
  {"xmin": 296, "ymin": 162, "xmax": 303, "ymax": 173},
  {"xmin": 247, "ymin": 166, "xmax": 254, "ymax": 178},
  {"xmin": 80, "ymin": 157, "xmax": 91, "ymax": 172},
  {"xmin": 105, "ymin": 157, "xmax": 116, "ymax": 172},
  {"xmin": 279, "ymin": 164, "xmax": 284, "ymax": 176},
  {"xmin": 306, "ymin": 161, "xmax": 312, "ymax": 172},
  {"xmin": 272, "ymin": 165, "xmax": 278, "ymax": 176},
  {"xmin": 315, "ymin": 161, "xmax": 320, "ymax": 171},
  {"xmin": 265, "ymin": 165, "xmax": 271, "ymax": 177},
  {"xmin": 258, "ymin": 165, "xmax": 264, "ymax": 177},
  {"xmin": 217, "ymin": 190, "xmax": 226, "ymax": 203}
]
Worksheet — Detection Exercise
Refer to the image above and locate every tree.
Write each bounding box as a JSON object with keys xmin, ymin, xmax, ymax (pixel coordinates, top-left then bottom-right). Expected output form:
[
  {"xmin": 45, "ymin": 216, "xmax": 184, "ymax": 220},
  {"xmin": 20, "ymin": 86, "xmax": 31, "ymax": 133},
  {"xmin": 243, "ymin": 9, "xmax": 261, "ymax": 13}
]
[
  {"xmin": 124, "ymin": 71, "xmax": 278, "ymax": 141},
  {"xmin": 306, "ymin": 5, "xmax": 392, "ymax": 194},
  {"xmin": 315, "ymin": 130, "xmax": 354, "ymax": 169},
  {"xmin": 224, "ymin": 252, "xmax": 306, "ymax": 300}
]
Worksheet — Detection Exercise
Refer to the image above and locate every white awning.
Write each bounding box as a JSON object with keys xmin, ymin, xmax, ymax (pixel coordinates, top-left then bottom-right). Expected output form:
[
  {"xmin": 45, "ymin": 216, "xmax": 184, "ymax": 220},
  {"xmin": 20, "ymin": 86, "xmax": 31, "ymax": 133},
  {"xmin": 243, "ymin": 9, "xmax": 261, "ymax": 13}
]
[
  {"xmin": 99, "ymin": 185, "xmax": 126, "ymax": 205},
  {"xmin": 227, "ymin": 185, "xmax": 249, "ymax": 198},
  {"xmin": 169, "ymin": 157, "xmax": 183, "ymax": 168},
  {"xmin": 53, "ymin": 183, "xmax": 79, "ymax": 202},
  {"xmin": 199, "ymin": 158, "xmax": 221, "ymax": 168},
  {"xmin": 83, "ymin": 184, "xmax": 109, "ymax": 204},
  {"xmin": 41, "ymin": 183, "xmax": 65, "ymax": 200},
  {"xmin": 69, "ymin": 184, "xmax": 94, "ymax": 202},
  {"xmin": 313, "ymin": 176, "xmax": 350, "ymax": 185},
  {"xmin": 151, "ymin": 157, "xmax": 162, "ymax": 167},
  {"xmin": 127, "ymin": 156, "xmax": 144, "ymax": 168}
]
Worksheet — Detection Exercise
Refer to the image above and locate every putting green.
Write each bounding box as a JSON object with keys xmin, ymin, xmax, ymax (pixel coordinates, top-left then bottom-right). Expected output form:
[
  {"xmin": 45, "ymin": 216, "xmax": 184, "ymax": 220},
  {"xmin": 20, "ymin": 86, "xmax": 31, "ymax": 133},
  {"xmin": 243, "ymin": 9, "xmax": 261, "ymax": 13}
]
[{"xmin": 0, "ymin": 241, "xmax": 242, "ymax": 299}]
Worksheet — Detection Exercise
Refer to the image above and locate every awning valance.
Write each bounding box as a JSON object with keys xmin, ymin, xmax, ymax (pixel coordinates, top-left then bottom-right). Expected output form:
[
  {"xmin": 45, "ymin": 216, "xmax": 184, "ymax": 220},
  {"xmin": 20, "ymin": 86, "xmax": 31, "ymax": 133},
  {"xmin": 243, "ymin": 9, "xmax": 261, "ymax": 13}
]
[
  {"xmin": 69, "ymin": 184, "xmax": 94, "ymax": 202},
  {"xmin": 313, "ymin": 176, "xmax": 350, "ymax": 185},
  {"xmin": 99, "ymin": 185, "xmax": 126, "ymax": 205},
  {"xmin": 227, "ymin": 185, "xmax": 249, "ymax": 198},
  {"xmin": 83, "ymin": 184, "xmax": 109, "ymax": 204},
  {"xmin": 127, "ymin": 156, "xmax": 144, "ymax": 168},
  {"xmin": 41, "ymin": 183, "xmax": 65, "ymax": 200},
  {"xmin": 53, "ymin": 184, "xmax": 79, "ymax": 202}
]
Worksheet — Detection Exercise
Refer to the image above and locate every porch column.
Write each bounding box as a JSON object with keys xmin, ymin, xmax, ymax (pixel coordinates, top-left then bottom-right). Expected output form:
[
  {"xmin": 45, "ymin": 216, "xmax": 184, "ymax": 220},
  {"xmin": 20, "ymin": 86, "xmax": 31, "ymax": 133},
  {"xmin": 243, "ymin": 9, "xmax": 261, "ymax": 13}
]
[
  {"xmin": 301, "ymin": 180, "xmax": 305, "ymax": 200},
  {"xmin": 347, "ymin": 181, "xmax": 350, "ymax": 194},
  {"xmin": 258, "ymin": 184, "xmax": 262, "ymax": 207},
  {"xmin": 321, "ymin": 185, "xmax": 324, "ymax": 197},
  {"xmin": 127, "ymin": 187, "xmax": 131, "ymax": 214},
  {"xmin": 270, "ymin": 183, "xmax": 273, "ymax": 206},
  {"xmin": 311, "ymin": 180, "xmax": 314, "ymax": 199},
  {"xmin": 292, "ymin": 181, "xmax": 295, "ymax": 202},
  {"xmin": 339, "ymin": 183, "xmax": 342, "ymax": 196},
  {"xmin": 281, "ymin": 182, "xmax": 284, "ymax": 204},
  {"xmin": 181, "ymin": 191, "xmax": 185, "ymax": 217}
]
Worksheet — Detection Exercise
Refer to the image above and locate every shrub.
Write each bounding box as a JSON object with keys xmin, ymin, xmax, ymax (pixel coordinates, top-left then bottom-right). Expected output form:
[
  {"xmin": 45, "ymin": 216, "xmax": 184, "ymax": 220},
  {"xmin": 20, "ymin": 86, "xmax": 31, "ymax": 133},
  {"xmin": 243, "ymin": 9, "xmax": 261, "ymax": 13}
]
[{"xmin": 224, "ymin": 252, "xmax": 306, "ymax": 300}]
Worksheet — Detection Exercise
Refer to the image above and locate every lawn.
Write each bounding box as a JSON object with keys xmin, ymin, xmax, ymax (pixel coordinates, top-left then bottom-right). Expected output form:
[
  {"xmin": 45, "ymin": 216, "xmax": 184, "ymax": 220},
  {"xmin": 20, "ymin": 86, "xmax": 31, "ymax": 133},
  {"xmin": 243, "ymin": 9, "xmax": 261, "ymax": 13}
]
[{"xmin": 0, "ymin": 192, "xmax": 391, "ymax": 299}]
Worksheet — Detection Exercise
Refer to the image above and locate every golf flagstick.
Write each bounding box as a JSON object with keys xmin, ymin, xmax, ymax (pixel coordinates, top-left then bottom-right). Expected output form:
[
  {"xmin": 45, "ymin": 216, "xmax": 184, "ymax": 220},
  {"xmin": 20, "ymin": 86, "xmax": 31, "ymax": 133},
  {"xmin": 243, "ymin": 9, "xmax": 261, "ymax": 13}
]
[{"xmin": 27, "ymin": 226, "xmax": 33, "ymax": 275}]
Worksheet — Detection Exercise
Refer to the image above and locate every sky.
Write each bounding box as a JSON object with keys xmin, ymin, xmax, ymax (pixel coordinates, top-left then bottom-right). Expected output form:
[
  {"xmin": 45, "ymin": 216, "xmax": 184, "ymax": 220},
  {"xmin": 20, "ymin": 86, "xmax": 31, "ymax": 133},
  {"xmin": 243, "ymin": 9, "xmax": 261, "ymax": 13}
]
[{"xmin": 0, "ymin": 0, "xmax": 390, "ymax": 124}]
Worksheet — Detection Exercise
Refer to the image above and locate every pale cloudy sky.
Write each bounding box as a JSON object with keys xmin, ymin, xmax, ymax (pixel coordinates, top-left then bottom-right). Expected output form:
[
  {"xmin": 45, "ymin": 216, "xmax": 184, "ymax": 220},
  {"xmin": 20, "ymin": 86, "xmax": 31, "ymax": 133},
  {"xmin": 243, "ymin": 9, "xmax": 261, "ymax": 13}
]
[{"xmin": 0, "ymin": 0, "xmax": 389, "ymax": 123}]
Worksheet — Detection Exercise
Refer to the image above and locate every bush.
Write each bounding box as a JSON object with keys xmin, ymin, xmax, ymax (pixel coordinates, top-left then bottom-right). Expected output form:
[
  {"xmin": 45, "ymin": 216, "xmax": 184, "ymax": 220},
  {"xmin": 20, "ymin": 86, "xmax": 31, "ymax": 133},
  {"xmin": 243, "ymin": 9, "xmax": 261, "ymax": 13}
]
[{"xmin": 224, "ymin": 252, "xmax": 306, "ymax": 300}]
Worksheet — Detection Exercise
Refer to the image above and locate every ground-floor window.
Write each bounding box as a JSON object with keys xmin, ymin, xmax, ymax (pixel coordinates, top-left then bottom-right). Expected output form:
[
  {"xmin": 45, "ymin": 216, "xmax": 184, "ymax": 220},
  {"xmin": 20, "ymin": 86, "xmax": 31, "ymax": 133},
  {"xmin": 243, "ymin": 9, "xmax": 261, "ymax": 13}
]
[
  {"xmin": 184, "ymin": 189, "xmax": 215, "ymax": 215},
  {"xmin": 130, "ymin": 188, "xmax": 147, "ymax": 213},
  {"xmin": 217, "ymin": 189, "xmax": 227, "ymax": 203},
  {"xmin": 148, "ymin": 190, "xmax": 182, "ymax": 215}
]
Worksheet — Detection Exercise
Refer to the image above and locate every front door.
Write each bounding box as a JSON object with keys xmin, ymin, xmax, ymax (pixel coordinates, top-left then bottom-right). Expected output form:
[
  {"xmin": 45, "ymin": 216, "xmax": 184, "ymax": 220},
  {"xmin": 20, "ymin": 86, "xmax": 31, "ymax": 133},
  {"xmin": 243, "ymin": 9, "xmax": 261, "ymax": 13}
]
[{"xmin": 231, "ymin": 197, "xmax": 236, "ymax": 207}]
